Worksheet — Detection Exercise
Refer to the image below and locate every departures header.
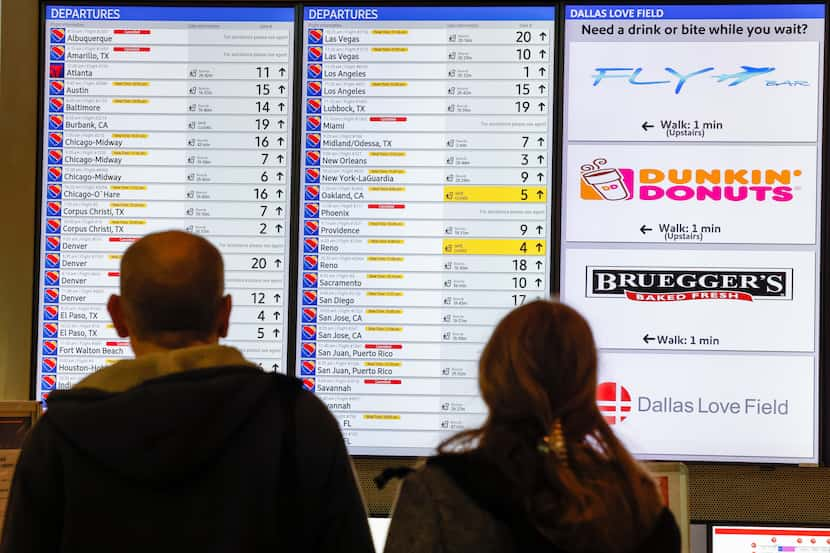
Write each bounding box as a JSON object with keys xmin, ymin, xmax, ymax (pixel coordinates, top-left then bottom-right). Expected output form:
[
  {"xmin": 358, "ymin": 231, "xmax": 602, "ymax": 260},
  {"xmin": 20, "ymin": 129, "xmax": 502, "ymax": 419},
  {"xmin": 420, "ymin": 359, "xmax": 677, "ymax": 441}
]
[
  {"xmin": 45, "ymin": 5, "xmax": 295, "ymax": 21},
  {"xmin": 304, "ymin": 6, "xmax": 555, "ymax": 21}
]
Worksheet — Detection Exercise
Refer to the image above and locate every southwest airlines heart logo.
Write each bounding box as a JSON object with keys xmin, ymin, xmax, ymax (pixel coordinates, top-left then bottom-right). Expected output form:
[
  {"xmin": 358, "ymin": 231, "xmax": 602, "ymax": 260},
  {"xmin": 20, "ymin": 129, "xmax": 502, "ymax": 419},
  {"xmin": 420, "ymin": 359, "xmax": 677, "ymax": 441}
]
[
  {"xmin": 308, "ymin": 29, "xmax": 323, "ymax": 44},
  {"xmin": 50, "ymin": 46, "xmax": 65, "ymax": 60},
  {"xmin": 303, "ymin": 255, "xmax": 318, "ymax": 270},
  {"xmin": 303, "ymin": 273, "xmax": 318, "ymax": 288},
  {"xmin": 304, "ymin": 203, "xmax": 319, "ymax": 218},
  {"xmin": 48, "ymin": 167, "xmax": 62, "ymax": 181},
  {"xmin": 304, "ymin": 221, "xmax": 319, "ymax": 235},
  {"xmin": 42, "ymin": 357, "xmax": 58, "ymax": 373},
  {"xmin": 44, "ymin": 289, "xmax": 59, "ymax": 303},
  {"xmin": 301, "ymin": 360, "xmax": 316, "ymax": 375},
  {"xmin": 307, "ymin": 64, "xmax": 322, "ymax": 78},
  {"xmin": 50, "ymin": 28, "xmax": 66, "ymax": 43},
  {"xmin": 306, "ymin": 151, "xmax": 321, "ymax": 166},
  {"xmin": 46, "ymin": 236, "xmax": 61, "ymax": 251},
  {"xmin": 305, "ymin": 169, "xmax": 320, "ymax": 183},
  {"xmin": 306, "ymin": 116, "xmax": 321, "ymax": 131},
  {"xmin": 42, "ymin": 340, "xmax": 58, "ymax": 355},
  {"xmin": 302, "ymin": 308, "xmax": 317, "ymax": 322},
  {"xmin": 302, "ymin": 378, "xmax": 316, "ymax": 391},
  {"xmin": 307, "ymin": 47, "xmax": 323, "ymax": 61},
  {"xmin": 47, "ymin": 202, "xmax": 62, "ymax": 216},
  {"xmin": 302, "ymin": 325, "xmax": 317, "ymax": 340},
  {"xmin": 307, "ymin": 81, "xmax": 322, "ymax": 96},
  {"xmin": 302, "ymin": 291, "xmax": 318, "ymax": 305},
  {"xmin": 44, "ymin": 271, "xmax": 60, "ymax": 286},
  {"xmin": 43, "ymin": 323, "xmax": 59, "ymax": 338},
  {"xmin": 48, "ymin": 150, "xmax": 63, "ymax": 164},
  {"xmin": 307, "ymin": 99, "xmax": 322, "ymax": 114},
  {"xmin": 45, "ymin": 253, "xmax": 60, "ymax": 268},
  {"xmin": 301, "ymin": 343, "xmax": 316, "ymax": 358},
  {"xmin": 50, "ymin": 81, "xmax": 64, "ymax": 95},
  {"xmin": 42, "ymin": 375, "xmax": 58, "ymax": 391},
  {"xmin": 48, "ymin": 184, "xmax": 62, "ymax": 199},
  {"xmin": 305, "ymin": 185, "xmax": 320, "ymax": 199},
  {"xmin": 46, "ymin": 219, "xmax": 61, "ymax": 233},
  {"xmin": 49, "ymin": 133, "xmax": 63, "ymax": 147},
  {"xmin": 49, "ymin": 98, "xmax": 64, "ymax": 112},
  {"xmin": 306, "ymin": 134, "xmax": 321, "ymax": 148},
  {"xmin": 44, "ymin": 305, "xmax": 59, "ymax": 320},
  {"xmin": 304, "ymin": 238, "xmax": 319, "ymax": 252},
  {"xmin": 49, "ymin": 115, "xmax": 64, "ymax": 130}
]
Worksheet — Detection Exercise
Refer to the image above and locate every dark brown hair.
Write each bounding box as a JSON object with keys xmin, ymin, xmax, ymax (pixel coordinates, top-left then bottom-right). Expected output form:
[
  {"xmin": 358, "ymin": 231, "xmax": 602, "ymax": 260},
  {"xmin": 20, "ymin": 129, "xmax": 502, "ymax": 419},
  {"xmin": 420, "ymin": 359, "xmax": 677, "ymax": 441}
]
[{"xmin": 441, "ymin": 300, "xmax": 662, "ymax": 552}]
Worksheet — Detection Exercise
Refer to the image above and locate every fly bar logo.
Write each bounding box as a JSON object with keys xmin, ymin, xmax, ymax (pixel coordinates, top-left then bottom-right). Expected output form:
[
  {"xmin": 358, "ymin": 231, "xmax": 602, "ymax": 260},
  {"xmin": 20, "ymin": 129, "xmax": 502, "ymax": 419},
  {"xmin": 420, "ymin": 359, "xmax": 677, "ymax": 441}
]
[
  {"xmin": 597, "ymin": 381, "xmax": 632, "ymax": 425},
  {"xmin": 586, "ymin": 267, "xmax": 792, "ymax": 302}
]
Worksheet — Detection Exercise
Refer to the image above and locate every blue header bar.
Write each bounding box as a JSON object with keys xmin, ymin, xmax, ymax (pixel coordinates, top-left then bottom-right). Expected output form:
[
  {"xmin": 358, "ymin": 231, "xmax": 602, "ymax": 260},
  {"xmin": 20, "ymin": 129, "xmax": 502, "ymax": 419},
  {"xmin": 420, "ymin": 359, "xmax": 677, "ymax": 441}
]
[
  {"xmin": 304, "ymin": 6, "xmax": 555, "ymax": 22},
  {"xmin": 566, "ymin": 4, "xmax": 824, "ymax": 20},
  {"xmin": 45, "ymin": 5, "xmax": 295, "ymax": 22}
]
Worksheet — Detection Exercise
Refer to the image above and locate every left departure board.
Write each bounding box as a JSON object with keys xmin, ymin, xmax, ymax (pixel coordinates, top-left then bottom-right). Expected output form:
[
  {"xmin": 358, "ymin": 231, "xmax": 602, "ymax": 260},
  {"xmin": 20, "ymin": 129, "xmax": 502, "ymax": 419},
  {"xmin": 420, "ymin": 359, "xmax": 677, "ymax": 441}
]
[{"xmin": 37, "ymin": 5, "xmax": 295, "ymax": 401}]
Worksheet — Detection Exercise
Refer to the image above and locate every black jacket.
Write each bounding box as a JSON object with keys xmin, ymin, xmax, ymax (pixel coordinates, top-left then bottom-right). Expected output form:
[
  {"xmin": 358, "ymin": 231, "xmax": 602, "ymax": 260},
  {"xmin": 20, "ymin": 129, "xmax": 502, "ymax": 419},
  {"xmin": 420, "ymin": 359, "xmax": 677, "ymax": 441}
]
[{"xmin": 1, "ymin": 364, "xmax": 374, "ymax": 553}]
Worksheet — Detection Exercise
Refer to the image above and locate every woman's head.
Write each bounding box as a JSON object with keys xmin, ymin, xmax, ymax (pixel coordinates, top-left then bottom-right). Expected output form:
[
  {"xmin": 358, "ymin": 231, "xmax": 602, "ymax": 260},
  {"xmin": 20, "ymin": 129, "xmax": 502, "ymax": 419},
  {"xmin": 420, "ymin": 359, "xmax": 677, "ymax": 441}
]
[
  {"xmin": 478, "ymin": 300, "xmax": 601, "ymax": 439},
  {"xmin": 442, "ymin": 300, "xmax": 661, "ymax": 553}
]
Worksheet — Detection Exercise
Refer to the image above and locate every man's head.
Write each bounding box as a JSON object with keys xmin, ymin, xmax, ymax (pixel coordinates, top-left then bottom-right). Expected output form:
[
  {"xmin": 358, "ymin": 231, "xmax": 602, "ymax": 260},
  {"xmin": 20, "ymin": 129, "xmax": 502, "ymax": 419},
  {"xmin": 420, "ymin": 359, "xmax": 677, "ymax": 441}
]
[{"xmin": 107, "ymin": 231, "xmax": 231, "ymax": 355}]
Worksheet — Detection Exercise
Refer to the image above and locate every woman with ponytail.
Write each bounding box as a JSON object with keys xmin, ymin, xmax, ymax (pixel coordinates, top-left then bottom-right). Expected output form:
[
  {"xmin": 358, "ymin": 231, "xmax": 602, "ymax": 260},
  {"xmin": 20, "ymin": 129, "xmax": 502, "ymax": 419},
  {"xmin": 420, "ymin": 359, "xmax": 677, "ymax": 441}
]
[{"xmin": 384, "ymin": 300, "xmax": 680, "ymax": 553}]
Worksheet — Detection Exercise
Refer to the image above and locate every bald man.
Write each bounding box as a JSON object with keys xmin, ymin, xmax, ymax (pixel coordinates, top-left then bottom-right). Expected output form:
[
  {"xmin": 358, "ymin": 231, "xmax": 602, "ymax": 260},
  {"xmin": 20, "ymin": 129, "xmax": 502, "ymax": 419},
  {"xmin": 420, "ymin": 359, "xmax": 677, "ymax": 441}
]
[{"xmin": 1, "ymin": 231, "xmax": 374, "ymax": 553}]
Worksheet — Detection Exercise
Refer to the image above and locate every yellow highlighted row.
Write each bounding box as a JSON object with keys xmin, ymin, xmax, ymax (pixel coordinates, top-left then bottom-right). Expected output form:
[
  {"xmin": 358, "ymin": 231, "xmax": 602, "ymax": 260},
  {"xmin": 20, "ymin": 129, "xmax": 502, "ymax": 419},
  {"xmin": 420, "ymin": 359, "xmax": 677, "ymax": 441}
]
[
  {"xmin": 112, "ymin": 99, "xmax": 149, "ymax": 104},
  {"xmin": 109, "ymin": 220, "xmax": 146, "ymax": 225},
  {"xmin": 444, "ymin": 186, "xmax": 546, "ymax": 203},
  {"xmin": 364, "ymin": 414, "xmax": 401, "ymax": 420},
  {"xmin": 371, "ymin": 47, "xmax": 408, "ymax": 52},
  {"xmin": 443, "ymin": 239, "xmax": 546, "ymax": 256}
]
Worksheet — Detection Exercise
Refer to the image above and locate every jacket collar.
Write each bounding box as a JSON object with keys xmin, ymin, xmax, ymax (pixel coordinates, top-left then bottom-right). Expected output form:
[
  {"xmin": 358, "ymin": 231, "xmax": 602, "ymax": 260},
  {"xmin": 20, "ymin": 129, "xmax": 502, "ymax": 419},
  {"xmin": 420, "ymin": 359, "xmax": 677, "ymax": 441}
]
[{"xmin": 74, "ymin": 344, "xmax": 256, "ymax": 393}]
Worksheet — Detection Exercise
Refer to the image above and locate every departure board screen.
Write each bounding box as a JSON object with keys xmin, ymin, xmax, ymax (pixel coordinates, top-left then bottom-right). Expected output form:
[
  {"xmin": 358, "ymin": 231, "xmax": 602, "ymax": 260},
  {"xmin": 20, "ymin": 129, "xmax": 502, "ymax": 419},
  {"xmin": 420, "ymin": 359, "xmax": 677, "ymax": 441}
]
[
  {"xmin": 560, "ymin": 4, "xmax": 824, "ymax": 462},
  {"xmin": 36, "ymin": 5, "xmax": 295, "ymax": 401},
  {"xmin": 296, "ymin": 6, "xmax": 555, "ymax": 455}
]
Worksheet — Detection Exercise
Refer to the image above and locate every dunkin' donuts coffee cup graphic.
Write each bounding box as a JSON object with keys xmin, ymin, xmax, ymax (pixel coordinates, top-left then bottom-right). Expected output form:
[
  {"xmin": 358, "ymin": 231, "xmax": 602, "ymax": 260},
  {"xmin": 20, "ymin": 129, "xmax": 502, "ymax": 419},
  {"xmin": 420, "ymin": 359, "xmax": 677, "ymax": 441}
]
[{"xmin": 580, "ymin": 158, "xmax": 634, "ymax": 201}]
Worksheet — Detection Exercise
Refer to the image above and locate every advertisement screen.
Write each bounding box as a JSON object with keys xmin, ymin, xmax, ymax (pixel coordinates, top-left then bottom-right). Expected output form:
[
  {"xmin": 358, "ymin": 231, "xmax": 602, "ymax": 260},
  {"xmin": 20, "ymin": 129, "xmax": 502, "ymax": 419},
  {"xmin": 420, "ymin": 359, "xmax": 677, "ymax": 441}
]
[
  {"xmin": 712, "ymin": 525, "xmax": 830, "ymax": 553},
  {"xmin": 560, "ymin": 4, "xmax": 824, "ymax": 462},
  {"xmin": 36, "ymin": 5, "xmax": 295, "ymax": 402},
  {"xmin": 296, "ymin": 6, "xmax": 555, "ymax": 455}
]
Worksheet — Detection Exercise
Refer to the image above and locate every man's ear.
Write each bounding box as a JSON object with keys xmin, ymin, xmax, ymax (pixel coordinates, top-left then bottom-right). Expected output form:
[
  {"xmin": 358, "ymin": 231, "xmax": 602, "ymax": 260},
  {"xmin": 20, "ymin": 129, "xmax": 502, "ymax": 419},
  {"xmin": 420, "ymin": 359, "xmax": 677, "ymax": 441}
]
[
  {"xmin": 107, "ymin": 295, "xmax": 131, "ymax": 338},
  {"xmin": 216, "ymin": 295, "xmax": 232, "ymax": 338}
]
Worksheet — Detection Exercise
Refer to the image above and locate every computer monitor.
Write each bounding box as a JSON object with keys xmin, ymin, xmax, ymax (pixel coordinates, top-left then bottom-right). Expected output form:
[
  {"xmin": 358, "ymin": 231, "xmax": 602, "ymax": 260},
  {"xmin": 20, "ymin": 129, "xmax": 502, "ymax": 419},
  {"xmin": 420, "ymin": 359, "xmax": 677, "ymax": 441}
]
[{"xmin": 711, "ymin": 523, "xmax": 830, "ymax": 552}]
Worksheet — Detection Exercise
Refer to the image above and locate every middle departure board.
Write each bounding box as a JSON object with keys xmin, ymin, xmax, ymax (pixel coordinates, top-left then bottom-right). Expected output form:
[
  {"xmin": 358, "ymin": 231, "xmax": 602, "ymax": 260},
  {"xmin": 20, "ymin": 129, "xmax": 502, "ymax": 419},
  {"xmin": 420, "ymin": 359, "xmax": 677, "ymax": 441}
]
[{"xmin": 296, "ymin": 6, "xmax": 555, "ymax": 455}]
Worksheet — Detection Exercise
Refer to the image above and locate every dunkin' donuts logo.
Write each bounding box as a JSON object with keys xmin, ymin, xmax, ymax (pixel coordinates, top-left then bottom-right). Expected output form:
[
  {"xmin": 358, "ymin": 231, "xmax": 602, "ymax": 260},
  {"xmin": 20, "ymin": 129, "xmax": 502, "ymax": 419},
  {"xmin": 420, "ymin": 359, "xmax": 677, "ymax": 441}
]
[
  {"xmin": 580, "ymin": 158, "xmax": 799, "ymax": 202},
  {"xmin": 587, "ymin": 267, "xmax": 792, "ymax": 302}
]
